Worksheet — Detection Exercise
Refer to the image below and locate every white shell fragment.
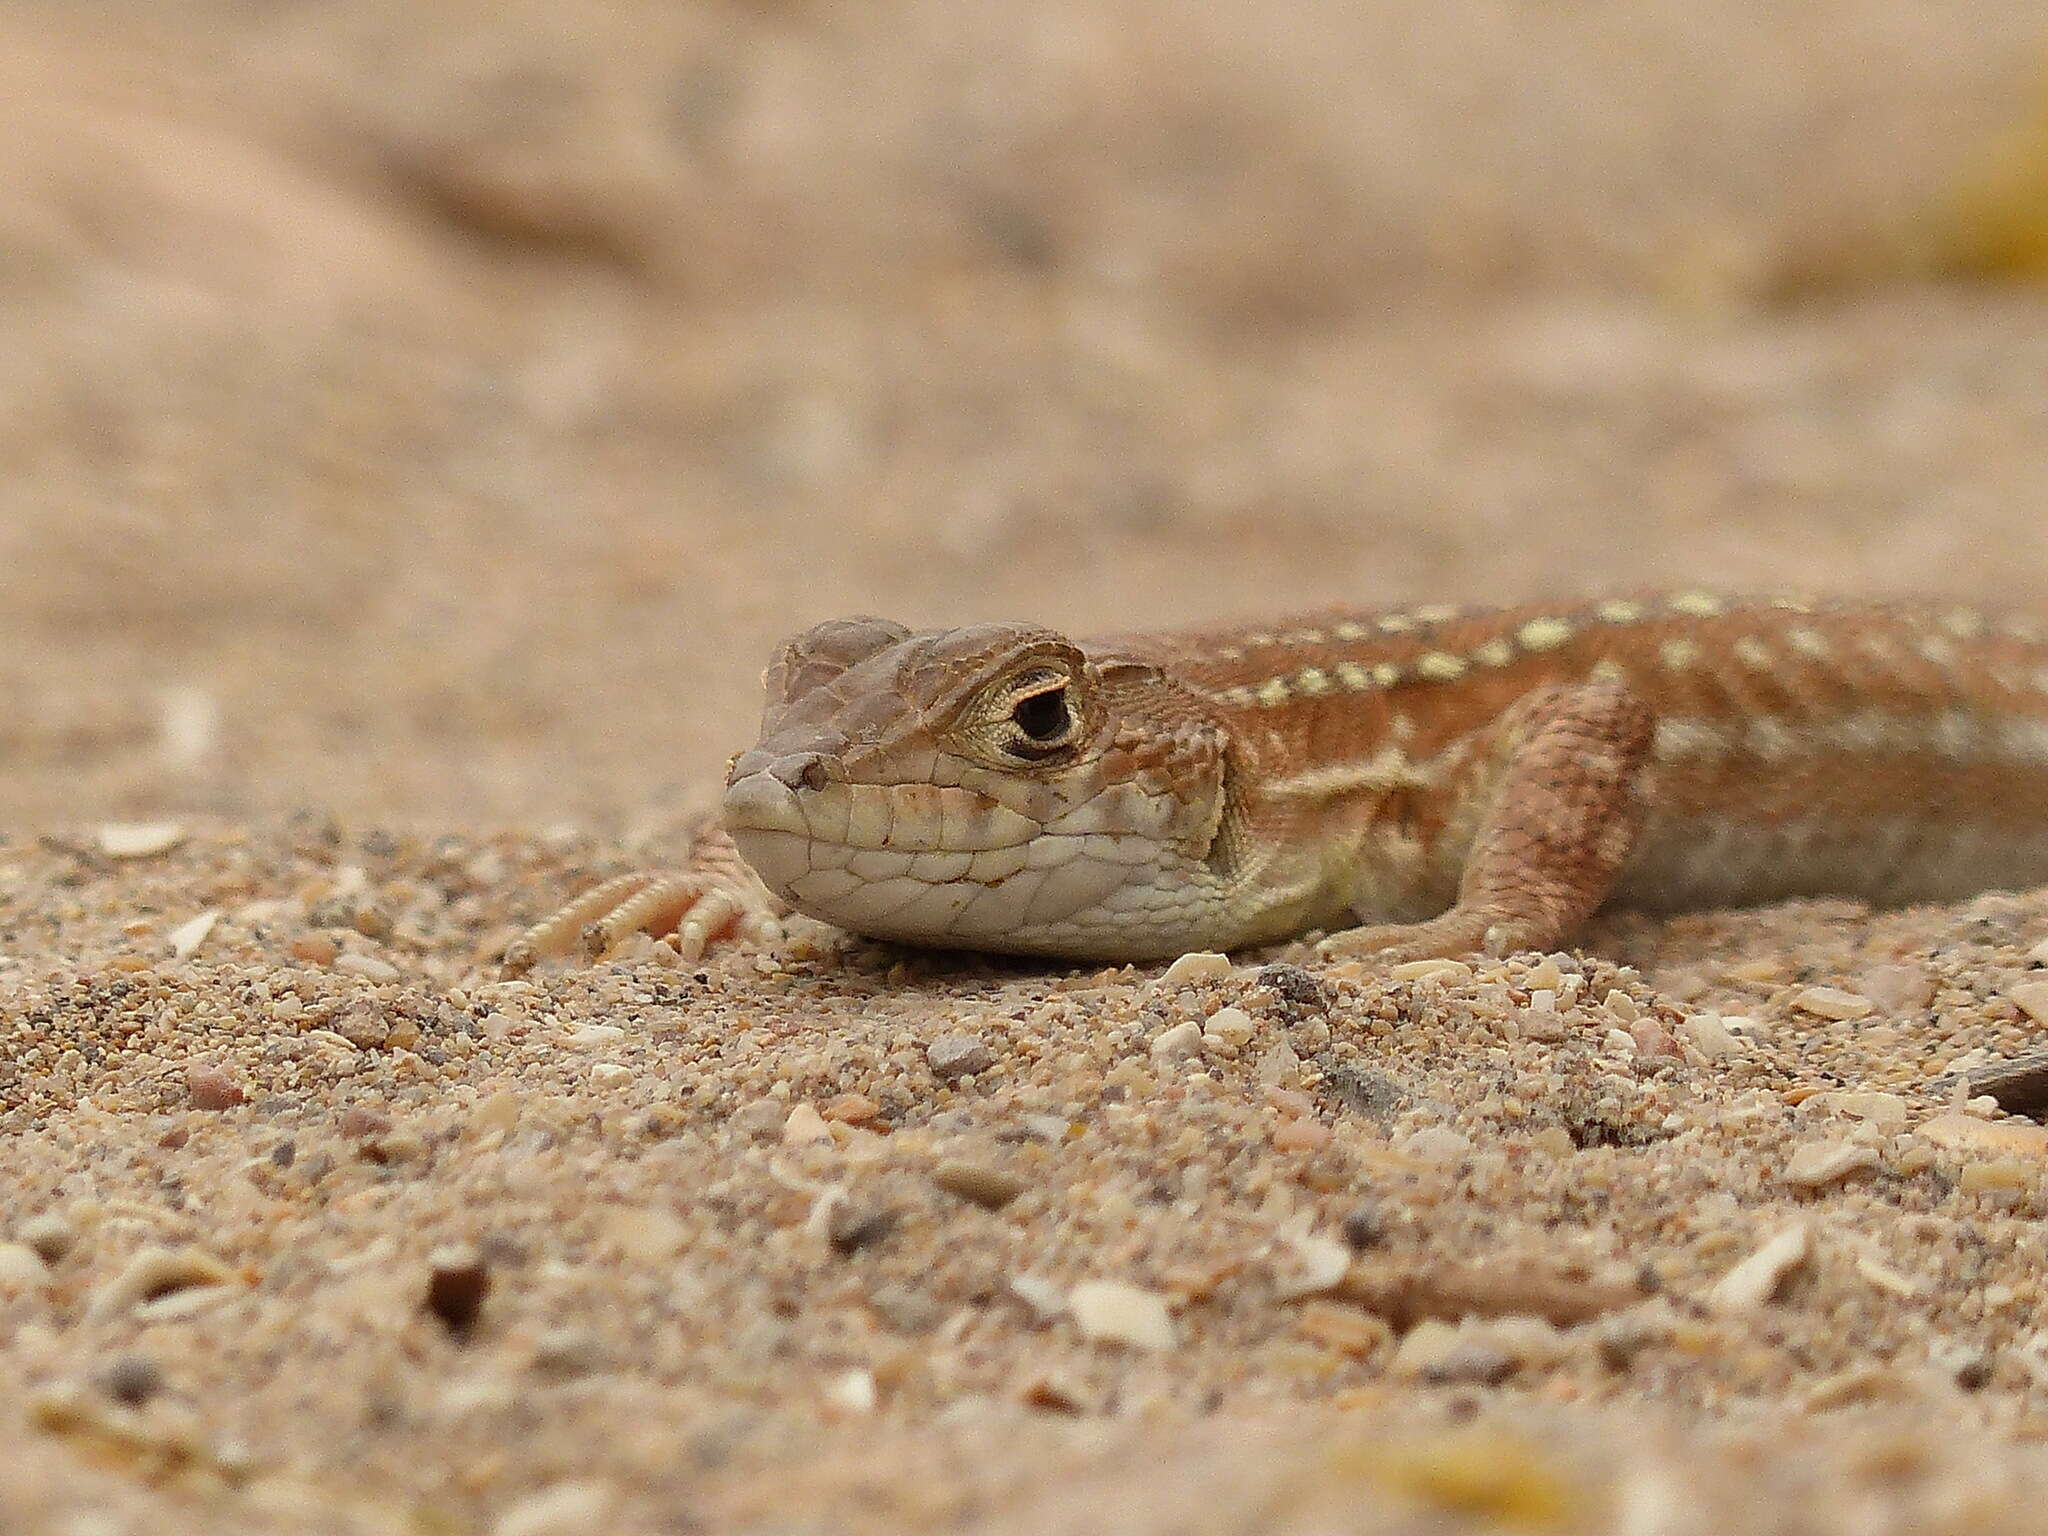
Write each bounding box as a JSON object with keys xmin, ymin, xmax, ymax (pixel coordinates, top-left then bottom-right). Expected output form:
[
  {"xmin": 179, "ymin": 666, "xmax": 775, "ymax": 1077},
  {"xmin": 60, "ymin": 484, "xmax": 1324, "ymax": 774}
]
[
  {"xmin": 1069, "ymin": 1280, "xmax": 1176, "ymax": 1351},
  {"xmin": 97, "ymin": 822, "xmax": 187, "ymax": 859}
]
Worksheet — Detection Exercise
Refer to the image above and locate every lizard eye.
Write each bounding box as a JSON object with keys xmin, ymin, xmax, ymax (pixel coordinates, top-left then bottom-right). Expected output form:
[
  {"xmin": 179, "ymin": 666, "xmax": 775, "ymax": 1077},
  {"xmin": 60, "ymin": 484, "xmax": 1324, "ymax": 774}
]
[
  {"xmin": 1002, "ymin": 682, "xmax": 1076, "ymax": 759},
  {"xmin": 1012, "ymin": 688, "xmax": 1070, "ymax": 742}
]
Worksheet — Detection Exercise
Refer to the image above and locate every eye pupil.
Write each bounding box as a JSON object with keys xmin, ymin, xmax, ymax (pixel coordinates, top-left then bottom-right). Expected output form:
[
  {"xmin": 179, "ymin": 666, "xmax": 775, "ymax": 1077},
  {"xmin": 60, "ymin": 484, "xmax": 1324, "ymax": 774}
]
[{"xmin": 1011, "ymin": 688, "xmax": 1070, "ymax": 743}]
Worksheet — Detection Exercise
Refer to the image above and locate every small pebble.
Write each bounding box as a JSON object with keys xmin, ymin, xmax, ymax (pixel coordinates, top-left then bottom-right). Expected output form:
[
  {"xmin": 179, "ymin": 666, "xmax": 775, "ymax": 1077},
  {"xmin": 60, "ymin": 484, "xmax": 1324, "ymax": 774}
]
[
  {"xmin": 1680, "ymin": 1014, "xmax": 1743, "ymax": 1060},
  {"xmin": 331, "ymin": 1002, "xmax": 393, "ymax": 1050},
  {"xmin": 1812, "ymin": 1091, "xmax": 1908, "ymax": 1129},
  {"xmin": 1790, "ymin": 987, "xmax": 1875, "ymax": 1021},
  {"xmin": 167, "ymin": 910, "xmax": 219, "ymax": 959},
  {"xmin": 1782, "ymin": 1140, "xmax": 1880, "ymax": 1188},
  {"xmin": 18, "ymin": 1214, "xmax": 76, "ymax": 1262},
  {"xmin": 1340, "ymin": 1207, "xmax": 1386, "ymax": 1251},
  {"xmin": 425, "ymin": 1245, "xmax": 491, "ymax": 1337},
  {"xmin": 564, "ymin": 1024, "xmax": 625, "ymax": 1048},
  {"xmin": 823, "ymin": 1092, "xmax": 879, "ymax": 1124},
  {"xmin": 1856, "ymin": 964, "xmax": 1933, "ymax": 1013},
  {"xmin": 1295, "ymin": 1300, "xmax": 1390, "ymax": 1357},
  {"xmin": 588, "ymin": 1063, "xmax": 633, "ymax": 1089},
  {"xmin": 931, "ymin": 1159, "xmax": 1029, "ymax": 1210},
  {"xmin": 1007, "ymin": 1273, "xmax": 1067, "ymax": 1319},
  {"xmin": 821, "ymin": 1368, "xmax": 878, "ymax": 1416},
  {"xmin": 1159, "ymin": 951, "xmax": 1232, "ymax": 985},
  {"xmin": 1270, "ymin": 1231, "xmax": 1352, "ymax": 1299},
  {"xmin": 1393, "ymin": 1321, "xmax": 1513, "ymax": 1384},
  {"xmin": 1951, "ymin": 1350, "xmax": 1996, "ymax": 1391},
  {"xmin": 1201, "ymin": 1006, "xmax": 1256, "ymax": 1048},
  {"xmin": 730, "ymin": 1099, "xmax": 786, "ymax": 1140},
  {"xmin": 184, "ymin": 1063, "xmax": 246, "ymax": 1111},
  {"xmin": 334, "ymin": 952, "xmax": 400, "ymax": 983},
  {"xmin": 90, "ymin": 1246, "xmax": 236, "ymax": 1319},
  {"xmin": 1390, "ymin": 958, "xmax": 1472, "ymax": 983},
  {"xmin": 825, "ymin": 1202, "xmax": 896, "ymax": 1254},
  {"xmin": 1918, "ymin": 1113, "xmax": 2048, "ymax": 1159},
  {"xmin": 1149, "ymin": 1021, "xmax": 1203, "ymax": 1062},
  {"xmin": 1708, "ymin": 1223, "xmax": 1810, "ymax": 1313},
  {"xmin": 2028, "ymin": 936, "xmax": 2048, "ymax": 966},
  {"xmin": 0, "ymin": 1242, "xmax": 50, "ymax": 1289},
  {"xmin": 1068, "ymin": 1280, "xmax": 1176, "ymax": 1351},
  {"xmin": 98, "ymin": 1355, "xmax": 164, "ymax": 1407},
  {"xmin": 339, "ymin": 1106, "xmax": 394, "ymax": 1139},
  {"xmin": 1629, "ymin": 1018, "xmax": 1683, "ymax": 1061},
  {"xmin": 2007, "ymin": 982, "xmax": 2048, "ymax": 1026},
  {"xmin": 781, "ymin": 1103, "xmax": 832, "ymax": 1145},
  {"xmin": 491, "ymin": 1481, "xmax": 615, "ymax": 1536},
  {"xmin": 98, "ymin": 821, "xmax": 186, "ymax": 859},
  {"xmin": 1019, "ymin": 1371, "xmax": 1092, "ymax": 1413},
  {"xmin": 926, "ymin": 1032, "xmax": 994, "ymax": 1080},
  {"xmin": 1256, "ymin": 964, "xmax": 1327, "ymax": 1012},
  {"xmin": 1397, "ymin": 1126, "xmax": 1472, "ymax": 1164},
  {"xmin": 530, "ymin": 1328, "xmax": 607, "ymax": 1380}
]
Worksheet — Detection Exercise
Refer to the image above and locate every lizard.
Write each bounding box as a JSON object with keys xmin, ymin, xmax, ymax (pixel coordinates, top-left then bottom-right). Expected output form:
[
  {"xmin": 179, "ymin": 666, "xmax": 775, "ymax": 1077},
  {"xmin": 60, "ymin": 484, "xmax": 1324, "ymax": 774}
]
[{"xmin": 505, "ymin": 594, "xmax": 2048, "ymax": 970}]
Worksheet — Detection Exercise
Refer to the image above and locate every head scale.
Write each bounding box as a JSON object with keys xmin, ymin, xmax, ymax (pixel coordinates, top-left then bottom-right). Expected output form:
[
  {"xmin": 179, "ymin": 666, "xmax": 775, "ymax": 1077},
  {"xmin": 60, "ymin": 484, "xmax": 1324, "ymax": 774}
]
[{"xmin": 721, "ymin": 618, "xmax": 1232, "ymax": 956}]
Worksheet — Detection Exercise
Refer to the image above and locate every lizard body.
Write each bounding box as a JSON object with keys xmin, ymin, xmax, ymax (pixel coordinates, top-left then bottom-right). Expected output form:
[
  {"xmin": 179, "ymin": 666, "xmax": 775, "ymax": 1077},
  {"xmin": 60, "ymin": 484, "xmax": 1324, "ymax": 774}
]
[{"xmin": 508, "ymin": 595, "xmax": 2048, "ymax": 967}]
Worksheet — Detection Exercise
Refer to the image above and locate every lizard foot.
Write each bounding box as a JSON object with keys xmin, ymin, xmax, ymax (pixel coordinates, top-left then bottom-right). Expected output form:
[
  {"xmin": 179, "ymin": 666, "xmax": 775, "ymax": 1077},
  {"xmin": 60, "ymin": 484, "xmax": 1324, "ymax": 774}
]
[
  {"xmin": 1315, "ymin": 905, "xmax": 1548, "ymax": 966},
  {"xmin": 504, "ymin": 833, "xmax": 785, "ymax": 972}
]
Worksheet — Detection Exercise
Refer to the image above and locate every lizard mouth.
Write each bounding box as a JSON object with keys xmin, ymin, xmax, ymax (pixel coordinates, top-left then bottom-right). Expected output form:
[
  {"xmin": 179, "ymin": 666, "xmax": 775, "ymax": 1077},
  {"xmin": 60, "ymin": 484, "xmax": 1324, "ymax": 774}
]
[
  {"xmin": 723, "ymin": 769, "xmax": 1041, "ymax": 917},
  {"xmin": 721, "ymin": 770, "xmax": 1133, "ymax": 943}
]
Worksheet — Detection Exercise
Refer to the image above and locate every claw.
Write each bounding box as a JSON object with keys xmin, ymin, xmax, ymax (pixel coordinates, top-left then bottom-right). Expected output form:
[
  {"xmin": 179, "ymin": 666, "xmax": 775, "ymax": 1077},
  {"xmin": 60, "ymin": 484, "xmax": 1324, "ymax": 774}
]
[{"xmin": 505, "ymin": 829, "xmax": 783, "ymax": 972}]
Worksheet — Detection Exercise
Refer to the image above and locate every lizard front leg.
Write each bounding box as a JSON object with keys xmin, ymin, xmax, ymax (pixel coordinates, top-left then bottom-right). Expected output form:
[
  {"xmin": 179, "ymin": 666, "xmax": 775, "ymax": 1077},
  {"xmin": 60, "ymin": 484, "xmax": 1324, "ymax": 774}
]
[
  {"xmin": 503, "ymin": 820, "xmax": 787, "ymax": 972},
  {"xmin": 1319, "ymin": 676, "xmax": 1654, "ymax": 963}
]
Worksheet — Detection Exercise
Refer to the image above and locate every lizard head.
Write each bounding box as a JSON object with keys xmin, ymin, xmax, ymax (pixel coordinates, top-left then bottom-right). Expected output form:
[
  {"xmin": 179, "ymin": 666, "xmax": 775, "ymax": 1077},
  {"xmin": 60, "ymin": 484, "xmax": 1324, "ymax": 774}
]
[{"xmin": 721, "ymin": 617, "xmax": 1233, "ymax": 957}]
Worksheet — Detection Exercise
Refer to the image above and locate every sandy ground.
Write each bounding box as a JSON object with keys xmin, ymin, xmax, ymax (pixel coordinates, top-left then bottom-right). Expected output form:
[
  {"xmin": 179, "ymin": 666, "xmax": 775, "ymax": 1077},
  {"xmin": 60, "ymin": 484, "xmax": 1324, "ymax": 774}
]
[{"xmin": 4, "ymin": 2, "xmax": 2048, "ymax": 1531}]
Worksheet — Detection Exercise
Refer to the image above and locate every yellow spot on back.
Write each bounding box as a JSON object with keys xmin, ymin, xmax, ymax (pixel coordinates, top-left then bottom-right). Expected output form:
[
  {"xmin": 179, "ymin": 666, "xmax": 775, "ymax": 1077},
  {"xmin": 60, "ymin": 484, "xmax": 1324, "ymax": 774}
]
[
  {"xmin": 1596, "ymin": 600, "xmax": 1645, "ymax": 624},
  {"xmin": 1785, "ymin": 627, "xmax": 1831, "ymax": 660},
  {"xmin": 1333, "ymin": 621, "xmax": 1369, "ymax": 642},
  {"xmin": 1377, "ymin": 614, "xmax": 1415, "ymax": 634},
  {"xmin": 1335, "ymin": 661, "xmax": 1373, "ymax": 691},
  {"xmin": 1916, "ymin": 635, "xmax": 1959, "ymax": 667},
  {"xmin": 1653, "ymin": 718, "xmax": 1727, "ymax": 762},
  {"xmin": 1255, "ymin": 678, "xmax": 1291, "ymax": 707},
  {"xmin": 1294, "ymin": 666, "xmax": 1333, "ymax": 696},
  {"xmin": 1416, "ymin": 652, "xmax": 1468, "ymax": 682},
  {"xmin": 1732, "ymin": 636, "xmax": 1774, "ymax": 670},
  {"xmin": 1472, "ymin": 639, "xmax": 1516, "ymax": 668},
  {"xmin": 1746, "ymin": 717, "xmax": 1800, "ymax": 761},
  {"xmin": 1371, "ymin": 663, "xmax": 1403, "ymax": 688},
  {"xmin": 1589, "ymin": 658, "xmax": 1626, "ymax": 683},
  {"xmin": 1517, "ymin": 616, "xmax": 1574, "ymax": 652},
  {"xmin": 1942, "ymin": 609, "xmax": 1986, "ymax": 640},
  {"xmin": 1283, "ymin": 629, "xmax": 1327, "ymax": 646},
  {"xmin": 1245, "ymin": 632, "xmax": 1277, "ymax": 649},
  {"xmin": 1668, "ymin": 592, "xmax": 1726, "ymax": 618},
  {"xmin": 1660, "ymin": 639, "xmax": 1701, "ymax": 670},
  {"xmin": 1413, "ymin": 604, "xmax": 1460, "ymax": 624},
  {"xmin": 1769, "ymin": 596, "xmax": 1816, "ymax": 614}
]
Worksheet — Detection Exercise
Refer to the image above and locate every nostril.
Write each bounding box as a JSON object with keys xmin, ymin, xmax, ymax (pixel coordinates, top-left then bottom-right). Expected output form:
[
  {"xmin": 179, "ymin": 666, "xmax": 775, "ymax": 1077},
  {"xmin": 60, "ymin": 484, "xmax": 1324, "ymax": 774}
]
[{"xmin": 768, "ymin": 752, "xmax": 833, "ymax": 793}]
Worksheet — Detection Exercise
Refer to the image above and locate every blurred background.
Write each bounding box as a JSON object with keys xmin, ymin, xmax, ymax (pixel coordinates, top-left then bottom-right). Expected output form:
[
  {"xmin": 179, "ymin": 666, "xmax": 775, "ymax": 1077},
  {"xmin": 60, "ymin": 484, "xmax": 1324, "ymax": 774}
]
[{"xmin": 1, "ymin": 0, "xmax": 2044, "ymax": 827}]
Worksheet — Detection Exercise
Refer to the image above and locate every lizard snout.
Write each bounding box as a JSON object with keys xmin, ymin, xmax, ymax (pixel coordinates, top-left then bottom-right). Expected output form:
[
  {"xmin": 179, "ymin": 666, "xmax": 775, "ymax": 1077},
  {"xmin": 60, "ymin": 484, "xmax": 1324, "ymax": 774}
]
[{"xmin": 726, "ymin": 741, "xmax": 846, "ymax": 791}]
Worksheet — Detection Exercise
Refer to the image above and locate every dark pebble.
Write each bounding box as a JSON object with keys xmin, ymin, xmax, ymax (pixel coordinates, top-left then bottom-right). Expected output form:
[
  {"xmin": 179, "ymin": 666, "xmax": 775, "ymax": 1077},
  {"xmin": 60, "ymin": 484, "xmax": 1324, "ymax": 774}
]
[{"xmin": 425, "ymin": 1245, "xmax": 491, "ymax": 1337}]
